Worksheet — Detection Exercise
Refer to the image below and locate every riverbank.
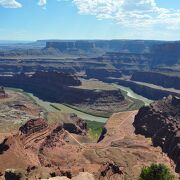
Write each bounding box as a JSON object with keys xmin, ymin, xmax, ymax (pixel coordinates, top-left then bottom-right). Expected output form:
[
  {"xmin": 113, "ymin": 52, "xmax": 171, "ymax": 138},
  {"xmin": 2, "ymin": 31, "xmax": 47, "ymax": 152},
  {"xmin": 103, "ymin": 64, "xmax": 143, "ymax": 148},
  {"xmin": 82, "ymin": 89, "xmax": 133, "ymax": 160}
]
[
  {"xmin": 22, "ymin": 90, "xmax": 108, "ymax": 123},
  {"xmin": 6, "ymin": 81, "xmax": 153, "ymax": 123},
  {"xmin": 112, "ymin": 83, "xmax": 153, "ymax": 105},
  {"xmin": 70, "ymin": 78, "xmax": 148, "ymax": 116},
  {"xmin": 110, "ymin": 78, "xmax": 180, "ymax": 100}
]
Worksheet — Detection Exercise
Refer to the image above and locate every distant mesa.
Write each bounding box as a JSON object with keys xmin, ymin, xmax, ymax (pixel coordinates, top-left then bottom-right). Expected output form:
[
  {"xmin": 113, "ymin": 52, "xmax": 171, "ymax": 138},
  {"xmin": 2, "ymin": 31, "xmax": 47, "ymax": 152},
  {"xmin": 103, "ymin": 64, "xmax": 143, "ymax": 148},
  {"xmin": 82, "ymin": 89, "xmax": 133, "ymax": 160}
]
[
  {"xmin": 151, "ymin": 41, "xmax": 180, "ymax": 66},
  {"xmin": 45, "ymin": 40, "xmax": 163, "ymax": 53}
]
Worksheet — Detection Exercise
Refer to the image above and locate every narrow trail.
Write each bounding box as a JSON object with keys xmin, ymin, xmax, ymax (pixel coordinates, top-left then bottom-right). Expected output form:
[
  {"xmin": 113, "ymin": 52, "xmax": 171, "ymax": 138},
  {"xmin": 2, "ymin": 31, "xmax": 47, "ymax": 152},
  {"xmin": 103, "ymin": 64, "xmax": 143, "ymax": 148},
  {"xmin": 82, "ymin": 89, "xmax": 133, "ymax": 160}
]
[
  {"xmin": 115, "ymin": 111, "xmax": 136, "ymax": 131},
  {"xmin": 65, "ymin": 130, "xmax": 85, "ymax": 147},
  {"xmin": 64, "ymin": 111, "xmax": 137, "ymax": 150},
  {"xmin": 96, "ymin": 111, "xmax": 137, "ymax": 149}
]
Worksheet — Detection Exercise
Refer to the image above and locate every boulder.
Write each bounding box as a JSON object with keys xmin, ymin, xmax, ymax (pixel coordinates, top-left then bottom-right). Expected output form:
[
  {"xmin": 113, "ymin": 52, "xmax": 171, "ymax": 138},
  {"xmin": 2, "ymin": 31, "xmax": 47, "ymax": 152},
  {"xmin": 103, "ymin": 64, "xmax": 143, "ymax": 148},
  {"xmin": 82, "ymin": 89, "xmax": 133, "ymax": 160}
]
[{"xmin": 4, "ymin": 169, "xmax": 25, "ymax": 180}]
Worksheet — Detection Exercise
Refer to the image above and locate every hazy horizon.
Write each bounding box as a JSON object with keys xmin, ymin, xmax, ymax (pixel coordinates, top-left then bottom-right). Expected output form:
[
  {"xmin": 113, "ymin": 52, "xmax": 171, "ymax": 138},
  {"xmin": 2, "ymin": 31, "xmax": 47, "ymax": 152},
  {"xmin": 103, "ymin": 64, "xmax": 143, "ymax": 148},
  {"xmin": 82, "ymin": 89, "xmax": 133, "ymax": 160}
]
[{"xmin": 0, "ymin": 39, "xmax": 179, "ymax": 43}]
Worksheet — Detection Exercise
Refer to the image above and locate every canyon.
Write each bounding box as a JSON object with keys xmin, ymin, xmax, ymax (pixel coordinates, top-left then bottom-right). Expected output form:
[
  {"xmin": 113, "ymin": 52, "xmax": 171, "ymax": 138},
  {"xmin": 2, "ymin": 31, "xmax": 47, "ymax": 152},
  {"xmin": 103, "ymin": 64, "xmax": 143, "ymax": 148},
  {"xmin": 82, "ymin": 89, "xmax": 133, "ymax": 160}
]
[
  {"xmin": 0, "ymin": 40, "xmax": 179, "ymax": 100},
  {"xmin": 0, "ymin": 39, "xmax": 179, "ymax": 179},
  {"xmin": 0, "ymin": 72, "xmax": 133, "ymax": 117}
]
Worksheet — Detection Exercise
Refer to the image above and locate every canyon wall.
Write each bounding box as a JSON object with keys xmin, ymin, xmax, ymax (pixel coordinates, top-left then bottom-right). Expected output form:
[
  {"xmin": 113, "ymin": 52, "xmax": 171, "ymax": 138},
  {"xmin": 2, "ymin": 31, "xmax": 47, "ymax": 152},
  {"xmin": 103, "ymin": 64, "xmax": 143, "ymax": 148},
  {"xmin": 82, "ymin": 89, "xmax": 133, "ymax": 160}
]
[
  {"xmin": 151, "ymin": 41, "xmax": 180, "ymax": 66},
  {"xmin": 0, "ymin": 72, "xmax": 124, "ymax": 106},
  {"xmin": 131, "ymin": 71, "xmax": 180, "ymax": 90},
  {"xmin": 46, "ymin": 40, "xmax": 161, "ymax": 53},
  {"xmin": 86, "ymin": 68, "xmax": 122, "ymax": 79},
  {"xmin": 105, "ymin": 78, "xmax": 180, "ymax": 100},
  {"xmin": 133, "ymin": 96, "xmax": 180, "ymax": 172},
  {"xmin": 0, "ymin": 41, "xmax": 179, "ymax": 79}
]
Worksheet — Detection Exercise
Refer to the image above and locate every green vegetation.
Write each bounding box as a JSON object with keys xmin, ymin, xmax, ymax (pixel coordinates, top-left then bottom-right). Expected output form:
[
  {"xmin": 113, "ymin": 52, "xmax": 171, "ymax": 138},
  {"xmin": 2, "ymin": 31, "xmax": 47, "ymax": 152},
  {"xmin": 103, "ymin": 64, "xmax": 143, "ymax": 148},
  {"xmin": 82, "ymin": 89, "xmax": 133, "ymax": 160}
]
[
  {"xmin": 86, "ymin": 120, "xmax": 105, "ymax": 142},
  {"xmin": 139, "ymin": 164, "xmax": 174, "ymax": 180},
  {"xmin": 49, "ymin": 103, "xmax": 107, "ymax": 122}
]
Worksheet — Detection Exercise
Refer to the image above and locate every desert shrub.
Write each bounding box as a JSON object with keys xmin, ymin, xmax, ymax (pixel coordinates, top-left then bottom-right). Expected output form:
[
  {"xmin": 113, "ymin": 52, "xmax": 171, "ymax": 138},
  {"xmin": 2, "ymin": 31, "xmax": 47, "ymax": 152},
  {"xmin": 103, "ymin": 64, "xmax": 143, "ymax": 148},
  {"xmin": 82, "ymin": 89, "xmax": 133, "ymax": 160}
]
[{"xmin": 139, "ymin": 163, "xmax": 174, "ymax": 180}]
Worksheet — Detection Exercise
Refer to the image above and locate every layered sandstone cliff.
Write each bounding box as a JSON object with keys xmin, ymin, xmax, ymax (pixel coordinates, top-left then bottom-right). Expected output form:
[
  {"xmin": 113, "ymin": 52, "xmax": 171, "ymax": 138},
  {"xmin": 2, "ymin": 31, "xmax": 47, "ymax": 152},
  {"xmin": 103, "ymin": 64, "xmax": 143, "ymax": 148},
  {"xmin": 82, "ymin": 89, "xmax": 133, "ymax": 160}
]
[
  {"xmin": 45, "ymin": 40, "xmax": 158, "ymax": 53},
  {"xmin": 133, "ymin": 96, "xmax": 180, "ymax": 172},
  {"xmin": 86, "ymin": 68, "xmax": 122, "ymax": 79},
  {"xmin": 131, "ymin": 71, "xmax": 180, "ymax": 90},
  {"xmin": 151, "ymin": 41, "xmax": 180, "ymax": 66},
  {"xmin": 0, "ymin": 72, "xmax": 125, "ymax": 115}
]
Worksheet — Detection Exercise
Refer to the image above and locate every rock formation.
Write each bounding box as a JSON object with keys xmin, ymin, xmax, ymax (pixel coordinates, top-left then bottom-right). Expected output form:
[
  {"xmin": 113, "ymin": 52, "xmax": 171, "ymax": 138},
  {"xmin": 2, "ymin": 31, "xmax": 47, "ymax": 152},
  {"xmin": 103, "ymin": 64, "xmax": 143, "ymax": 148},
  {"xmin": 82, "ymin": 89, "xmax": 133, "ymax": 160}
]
[
  {"xmin": 45, "ymin": 40, "xmax": 159, "ymax": 53},
  {"xmin": 151, "ymin": 41, "xmax": 180, "ymax": 66},
  {"xmin": 0, "ymin": 138, "xmax": 9, "ymax": 154},
  {"xmin": 63, "ymin": 114, "xmax": 87, "ymax": 135},
  {"xmin": 131, "ymin": 71, "xmax": 180, "ymax": 90},
  {"xmin": 4, "ymin": 169, "xmax": 26, "ymax": 180},
  {"xmin": 99, "ymin": 161, "xmax": 123, "ymax": 179},
  {"xmin": 133, "ymin": 95, "xmax": 180, "ymax": 172},
  {"xmin": 107, "ymin": 78, "xmax": 180, "ymax": 100},
  {"xmin": 19, "ymin": 118, "xmax": 48, "ymax": 136},
  {"xmin": 0, "ymin": 72, "xmax": 125, "ymax": 115}
]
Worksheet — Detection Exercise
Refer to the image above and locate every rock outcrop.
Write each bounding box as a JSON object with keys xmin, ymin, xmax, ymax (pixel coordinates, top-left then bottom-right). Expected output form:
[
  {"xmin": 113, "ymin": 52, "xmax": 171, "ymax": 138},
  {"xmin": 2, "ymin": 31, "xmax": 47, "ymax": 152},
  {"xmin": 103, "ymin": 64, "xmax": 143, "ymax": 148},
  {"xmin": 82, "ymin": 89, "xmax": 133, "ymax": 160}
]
[
  {"xmin": 63, "ymin": 114, "xmax": 87, "ymax": 135},
  {"xmin": 133, "ymin": 96, "xmax": 180, "ymax": 172},
  {"xmin": 0, "ymin": 138, "xmax": 9, "ymax": 154},
  {"xmin": 99, "ymin": 161, "xmax": 123, "ymax": 179},
  {"xmin": 40, "ymin": 124, "xmax": 66, "ymax": 149},
  {"xmin": 4, "ymin": 169, "xmax": 25, "ymax": 180},
  {"xmin": 19, "ymin": 118, "xmax": 48, "ymax": 136}
]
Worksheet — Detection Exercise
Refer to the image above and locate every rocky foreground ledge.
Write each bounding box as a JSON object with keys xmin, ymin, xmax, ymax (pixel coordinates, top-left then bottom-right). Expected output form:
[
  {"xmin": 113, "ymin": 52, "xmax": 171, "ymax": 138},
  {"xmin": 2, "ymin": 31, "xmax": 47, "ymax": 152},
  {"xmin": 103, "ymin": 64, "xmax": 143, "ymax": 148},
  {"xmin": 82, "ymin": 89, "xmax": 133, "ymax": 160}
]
[{"xmin": 133, "ymin": 95, "xmax": 180, "ymax": 173}]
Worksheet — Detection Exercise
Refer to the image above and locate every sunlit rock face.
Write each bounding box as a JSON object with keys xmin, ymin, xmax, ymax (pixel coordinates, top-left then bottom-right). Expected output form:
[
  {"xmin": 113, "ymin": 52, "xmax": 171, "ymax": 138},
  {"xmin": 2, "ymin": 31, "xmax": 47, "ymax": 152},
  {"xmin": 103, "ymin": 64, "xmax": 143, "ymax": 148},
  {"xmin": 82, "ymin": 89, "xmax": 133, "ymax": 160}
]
[{"xmin": 134, "ymin": 95, "xmax": 180, "ymax": 172}]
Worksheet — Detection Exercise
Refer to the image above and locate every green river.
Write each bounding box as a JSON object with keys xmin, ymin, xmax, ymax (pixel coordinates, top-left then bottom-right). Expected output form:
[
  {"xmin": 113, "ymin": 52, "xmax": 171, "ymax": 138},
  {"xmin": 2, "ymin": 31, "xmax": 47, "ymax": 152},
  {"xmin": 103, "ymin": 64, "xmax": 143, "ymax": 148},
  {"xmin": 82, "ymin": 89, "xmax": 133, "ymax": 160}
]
[{"xmin": 8, "ymin": 84, "xmax": 153, "ymax": 123}]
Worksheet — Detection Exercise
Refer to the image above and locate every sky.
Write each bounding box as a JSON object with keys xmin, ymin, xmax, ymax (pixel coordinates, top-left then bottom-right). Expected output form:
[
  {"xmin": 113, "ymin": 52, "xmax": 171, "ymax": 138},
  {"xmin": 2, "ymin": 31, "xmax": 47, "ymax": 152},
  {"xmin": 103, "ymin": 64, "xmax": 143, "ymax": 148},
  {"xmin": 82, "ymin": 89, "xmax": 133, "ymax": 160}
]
[{"xmin": 0, "ymin": 0, "xmax": 180, "ymax": 41}]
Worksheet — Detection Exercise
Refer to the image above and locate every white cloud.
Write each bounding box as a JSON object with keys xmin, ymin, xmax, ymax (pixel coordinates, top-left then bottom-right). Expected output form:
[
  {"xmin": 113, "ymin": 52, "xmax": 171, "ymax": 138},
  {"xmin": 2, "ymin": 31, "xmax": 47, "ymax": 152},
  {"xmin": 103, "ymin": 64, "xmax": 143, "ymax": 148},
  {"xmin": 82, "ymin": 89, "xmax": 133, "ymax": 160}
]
[
  {"xmin": 0, "ymin": 0, "xmax": 22, "ymax": 8},
  {"xmin": 38, "ymin": 0, "xmax": 47, "ymax": 6},
  {"xmin": 0, "ymin": 0, "xmax": 179, "ymax": 32},
  {"xmin": 0, "ymin": 0, "xmax": 47, "ymax": 9},
  {"xmin": 73, "ymin": 0, "xmax": 180, "ymax": 29}
]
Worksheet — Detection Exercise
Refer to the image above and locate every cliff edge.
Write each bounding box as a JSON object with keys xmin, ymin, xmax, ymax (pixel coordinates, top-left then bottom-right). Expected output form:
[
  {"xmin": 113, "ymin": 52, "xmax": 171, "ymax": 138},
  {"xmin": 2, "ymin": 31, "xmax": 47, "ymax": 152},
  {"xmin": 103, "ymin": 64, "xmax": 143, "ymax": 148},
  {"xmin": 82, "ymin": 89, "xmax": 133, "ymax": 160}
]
[{"xmin": 133, "ymin": 95, "xmax": 180, "ymax": 172}]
